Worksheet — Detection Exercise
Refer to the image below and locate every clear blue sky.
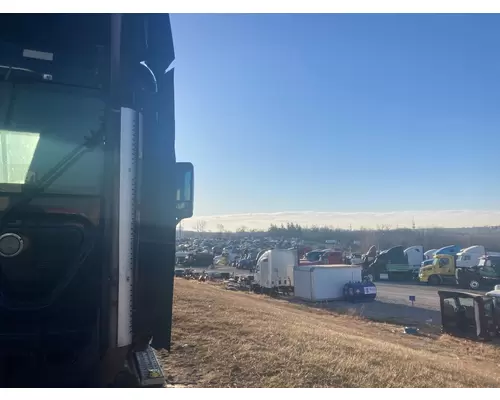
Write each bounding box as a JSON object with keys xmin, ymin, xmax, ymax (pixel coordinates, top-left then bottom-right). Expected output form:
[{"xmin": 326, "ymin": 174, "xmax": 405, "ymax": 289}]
[{"xmin": 170, "ymin": 14, "xmax": 500, "ymax": 217}]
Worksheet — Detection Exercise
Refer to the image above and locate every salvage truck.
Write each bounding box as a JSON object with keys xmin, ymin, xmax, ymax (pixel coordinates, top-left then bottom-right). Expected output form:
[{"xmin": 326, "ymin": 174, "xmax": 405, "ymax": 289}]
[
  {"xmin": 363, "ymin": 246, "xmax": 416, "ymax": 281},
  {"xmin": 456, "ymin": 255, "xmax": 500, "ymax": 291},
  {"xmin": 0, "ymin": 14, "xmax": 193, "ymax": 387}
]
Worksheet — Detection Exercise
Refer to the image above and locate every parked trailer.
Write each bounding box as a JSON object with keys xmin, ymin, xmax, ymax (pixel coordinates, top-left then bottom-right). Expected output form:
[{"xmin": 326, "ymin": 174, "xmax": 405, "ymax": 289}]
[{"xmin": 294, "ymin": 265, "xmax": 362, "ymax": 302}]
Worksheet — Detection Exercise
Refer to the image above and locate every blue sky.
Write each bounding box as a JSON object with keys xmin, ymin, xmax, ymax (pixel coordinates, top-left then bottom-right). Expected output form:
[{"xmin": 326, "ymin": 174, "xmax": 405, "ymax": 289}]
[{"xmin": 170, "ymin": 14, "xmax": 500, "ymax": 223}]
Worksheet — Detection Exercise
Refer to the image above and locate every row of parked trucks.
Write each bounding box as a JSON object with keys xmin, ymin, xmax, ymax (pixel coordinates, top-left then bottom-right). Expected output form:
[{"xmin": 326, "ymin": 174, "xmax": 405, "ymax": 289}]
[
  {"xmin": 419, "ymin": 245, "xmax": 500, "ymax": 290},
  {"xmin": 178, "ymin": 243, "xmax": 500, "ymax": 293},
  {"xmin": 359, "ymin": 243, "xmax": 500, "ymax": 291}
]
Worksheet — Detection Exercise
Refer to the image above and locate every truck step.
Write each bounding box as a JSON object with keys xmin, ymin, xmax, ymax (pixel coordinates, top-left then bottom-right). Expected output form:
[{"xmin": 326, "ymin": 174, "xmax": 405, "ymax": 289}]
[{"xmin": 132, "ymin": 345, "xmax": 165, "ymax": 387}]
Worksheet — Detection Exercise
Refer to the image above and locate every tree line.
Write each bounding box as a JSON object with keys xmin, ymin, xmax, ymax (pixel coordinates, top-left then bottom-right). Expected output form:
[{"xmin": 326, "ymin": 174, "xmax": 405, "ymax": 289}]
[{"xmin": 191, "ymin": 220, "xmax": 500, "ymax": 252}]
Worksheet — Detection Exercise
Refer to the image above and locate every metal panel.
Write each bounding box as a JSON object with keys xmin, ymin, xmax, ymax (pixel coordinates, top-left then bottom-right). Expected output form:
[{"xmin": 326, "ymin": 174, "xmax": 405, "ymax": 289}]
[{"xmin": 117, "ymin": 107, "xmax": 139, "ymax": 347}]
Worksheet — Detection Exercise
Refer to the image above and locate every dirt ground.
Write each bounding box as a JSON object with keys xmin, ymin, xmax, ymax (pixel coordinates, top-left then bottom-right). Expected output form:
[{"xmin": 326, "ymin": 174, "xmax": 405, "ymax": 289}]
[{"xmin": 158, "ymin": 279, "xmax": 500, "ymax": 388}]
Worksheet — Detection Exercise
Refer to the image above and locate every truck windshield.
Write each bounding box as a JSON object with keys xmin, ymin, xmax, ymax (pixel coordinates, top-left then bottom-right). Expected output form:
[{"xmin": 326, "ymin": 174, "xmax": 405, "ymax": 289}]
[
  {"xmin": 0, "ymin": 81, "xmax": 105, "ymax": 196},
  {"xmin": 305, "ymin": 252, "xmax": 323, "ymax": 261}
]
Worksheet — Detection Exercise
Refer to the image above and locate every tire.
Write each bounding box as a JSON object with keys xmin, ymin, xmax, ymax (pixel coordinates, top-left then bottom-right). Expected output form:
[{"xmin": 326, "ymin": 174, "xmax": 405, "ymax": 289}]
[
  {"xmin": 428, "ymin": 275, "xmax": 441, "ymax": 286},
  {"xmin": 468, "ymin": 279, "xmax": 480, "ymax": 290}
]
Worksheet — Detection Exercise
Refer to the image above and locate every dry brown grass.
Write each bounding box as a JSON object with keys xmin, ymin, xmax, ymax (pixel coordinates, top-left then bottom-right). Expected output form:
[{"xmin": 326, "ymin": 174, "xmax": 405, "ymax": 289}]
[{"xmin": 159, "ymin": 279, "xmax": 500, "ymax": 388}]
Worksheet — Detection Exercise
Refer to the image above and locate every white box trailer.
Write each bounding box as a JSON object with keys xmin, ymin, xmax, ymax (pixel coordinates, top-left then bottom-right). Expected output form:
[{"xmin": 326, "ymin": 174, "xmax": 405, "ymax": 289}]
[{"xmin": 294, "ymin": 264, "xmax": 362, "ymax": 302}]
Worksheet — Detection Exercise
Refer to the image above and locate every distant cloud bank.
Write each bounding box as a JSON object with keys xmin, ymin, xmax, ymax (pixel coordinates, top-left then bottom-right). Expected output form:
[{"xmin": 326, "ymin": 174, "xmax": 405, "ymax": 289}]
[{"xmin": 184, "ymin": 210, "xmax": 500, "ymax": 232}]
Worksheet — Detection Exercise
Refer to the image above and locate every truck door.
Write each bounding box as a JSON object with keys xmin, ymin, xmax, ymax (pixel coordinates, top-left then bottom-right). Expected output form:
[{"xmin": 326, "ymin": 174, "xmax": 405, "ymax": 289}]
[
  {"xmin": 438, "ymin": 257, "xmax": 453, "ymax": 275},
  {"xmin": 478, "ymin": 261, "xmax": 500, "ymax": 289}
]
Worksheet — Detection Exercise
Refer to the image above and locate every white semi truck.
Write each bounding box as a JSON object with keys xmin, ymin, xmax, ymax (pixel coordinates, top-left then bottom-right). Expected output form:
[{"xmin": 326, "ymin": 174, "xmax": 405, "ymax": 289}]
[
  {"xmin": 456, "ymin": 245, "xmax": 500, "ymax": 269},
  {"xmin": 253, "ymin": 249, "xmax": 298, "ymax": 295}
]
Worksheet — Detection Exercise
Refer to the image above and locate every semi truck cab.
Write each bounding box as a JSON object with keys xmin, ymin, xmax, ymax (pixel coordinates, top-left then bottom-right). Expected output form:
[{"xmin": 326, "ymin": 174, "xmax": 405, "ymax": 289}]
[
  {"xmin": 0, "ymin": 14, "xmax": 193, "ymax": 388},
  {"xmin": 456, "ymin": 255, "xmax": 500, "ymax": 291},
  {"xmin": 419, "ymin": 254, "xmax": 456, "ymax": 285}
]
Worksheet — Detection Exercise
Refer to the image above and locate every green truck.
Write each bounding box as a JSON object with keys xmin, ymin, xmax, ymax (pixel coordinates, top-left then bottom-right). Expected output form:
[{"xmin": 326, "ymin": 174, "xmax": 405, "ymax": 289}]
[
  {"xmin": 363, "ymin": 246, "xmax": 416, "ymax": 281},
  {"xmin": 456, "ymin": 255, "xmax": 500, "ymax": 291}
]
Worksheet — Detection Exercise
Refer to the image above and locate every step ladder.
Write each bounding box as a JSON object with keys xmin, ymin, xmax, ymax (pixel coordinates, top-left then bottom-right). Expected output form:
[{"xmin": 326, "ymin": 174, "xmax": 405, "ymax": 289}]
[{"xmin": 131, "ymin": 345, "xmax": 165, "ymax": 387}]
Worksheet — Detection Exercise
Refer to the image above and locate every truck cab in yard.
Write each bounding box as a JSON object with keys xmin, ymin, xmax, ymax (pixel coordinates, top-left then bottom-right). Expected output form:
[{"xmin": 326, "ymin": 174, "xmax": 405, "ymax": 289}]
[
  {"xmin": 0, "ymin": 14, "xmax": 194, "ymax": 388},
  {"xmin": 456, "ymin": 245, "xmax": 486, "ymax": 269},
  {"xmin": 456, "ymin": 255, "xmax": 500, "ymax": 291},
  {"xmin": 418, "ymin": 245, "xmax": 461, "ymax": 285},
  {"xmin": 419, "ymin": 254, "xmax": 457, "ymax": 285},
  {"xmin": 363, "ymin": 245, "xmax": 415, "ymax": 281},
  {"xmin": 253, "ymin": 249, "xmax": 297, "ymax": 295}
]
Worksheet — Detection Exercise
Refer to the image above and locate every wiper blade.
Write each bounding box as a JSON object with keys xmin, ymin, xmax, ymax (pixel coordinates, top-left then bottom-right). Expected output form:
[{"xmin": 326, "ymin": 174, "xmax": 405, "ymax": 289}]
[
  {"xmin": 1, "ymin": 64, "xmax": 53, "ymax": 82},
  {"xmin": 0, "ymin": 120, "xmax": 104, "ymax": 226}
]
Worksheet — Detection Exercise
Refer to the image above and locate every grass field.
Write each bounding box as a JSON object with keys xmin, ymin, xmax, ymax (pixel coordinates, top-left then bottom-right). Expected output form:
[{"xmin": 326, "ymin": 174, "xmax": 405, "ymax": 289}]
[{"xmin": 159, "ymin": 279, "xmax": 500, "ymax": 388}]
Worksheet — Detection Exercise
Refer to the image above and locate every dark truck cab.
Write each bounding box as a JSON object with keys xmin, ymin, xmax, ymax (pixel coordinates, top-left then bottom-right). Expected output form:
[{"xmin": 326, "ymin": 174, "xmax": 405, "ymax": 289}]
[
  {"xmin": 456, "ymin": 255, "xmax": 500, "ymax": 291},
  {"xmin": 0, "ymin": 14, "xmax": 193, "ymax": 387},
  {"xmin": 363, "ymin": 246, "xmax": 412, "ymax": 281}
]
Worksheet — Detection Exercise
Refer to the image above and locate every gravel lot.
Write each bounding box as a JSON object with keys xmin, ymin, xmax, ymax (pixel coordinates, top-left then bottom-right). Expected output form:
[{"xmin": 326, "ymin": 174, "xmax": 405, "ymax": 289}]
[{"xmin": 180, "ymin": 265, "xmax": 486, "ymax": 329}]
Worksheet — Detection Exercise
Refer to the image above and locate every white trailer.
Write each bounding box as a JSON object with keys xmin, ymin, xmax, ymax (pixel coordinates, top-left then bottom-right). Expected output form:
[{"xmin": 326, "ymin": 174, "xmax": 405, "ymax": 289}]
[{"xmin": 294, "ymin": 265, "xmax": 362, "ymax": 302}]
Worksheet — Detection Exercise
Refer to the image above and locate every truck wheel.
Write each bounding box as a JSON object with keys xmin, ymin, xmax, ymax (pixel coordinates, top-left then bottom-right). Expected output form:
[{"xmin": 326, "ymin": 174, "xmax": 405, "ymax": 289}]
[
  {"xmin": 428, "ymin": 275, "xmax": 441, "ymax": 286},
  {"xmin": 468, "ymin": 279, "xmax": 480, "ymax": 290}
]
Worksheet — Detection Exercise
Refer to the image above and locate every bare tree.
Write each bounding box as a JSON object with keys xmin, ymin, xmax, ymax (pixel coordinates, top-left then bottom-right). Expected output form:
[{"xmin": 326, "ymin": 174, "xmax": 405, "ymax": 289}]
[
  {"xmin": 195, "ymin": 220, "xmax": 207, "ymax": 233},
  {"xmin": 216, "ymin": 224, "xmax": 225, "ymax": 235},
  {"xmin": 236, "ymin": 225, "xmax": 247, "ymax": 233}
]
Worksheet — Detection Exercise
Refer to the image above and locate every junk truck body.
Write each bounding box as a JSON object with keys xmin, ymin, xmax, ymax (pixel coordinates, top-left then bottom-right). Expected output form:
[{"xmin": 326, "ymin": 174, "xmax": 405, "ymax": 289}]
[
  {"xmin": 0, "ymin": 14, "xmax": 194, "ymax": 387},
  {"xmin": 363, "ymin": 246, "xmax": 418, "ymax": 281},
  {"xmin": 456, "ymin": 254, "xmax": 500, "ymax": 291}
]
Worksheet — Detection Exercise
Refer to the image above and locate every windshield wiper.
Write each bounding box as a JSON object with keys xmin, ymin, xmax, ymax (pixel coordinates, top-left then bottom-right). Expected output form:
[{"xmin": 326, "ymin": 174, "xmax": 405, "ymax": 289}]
[
  {"xmin": 0, "ymin": 120, "xmax": 105, "ymax": 227},
  {"xmin": 1, "ymin": 64, "xmax": 53, "ymax": 83},
  {"xmin": 0, "ymin": 65, "xmax": 106, "ymax": 226}
]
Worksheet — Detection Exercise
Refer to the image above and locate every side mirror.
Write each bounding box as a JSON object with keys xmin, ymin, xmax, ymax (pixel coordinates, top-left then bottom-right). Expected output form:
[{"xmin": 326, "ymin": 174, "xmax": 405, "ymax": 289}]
[{"xmin": 175, "ymin": 162, "xmax": 194, "ymax": 222}]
